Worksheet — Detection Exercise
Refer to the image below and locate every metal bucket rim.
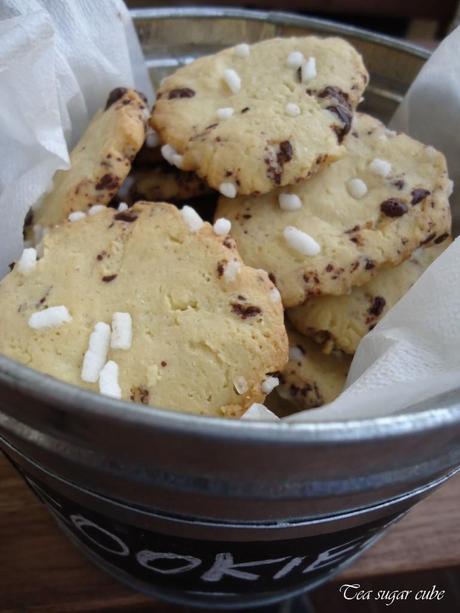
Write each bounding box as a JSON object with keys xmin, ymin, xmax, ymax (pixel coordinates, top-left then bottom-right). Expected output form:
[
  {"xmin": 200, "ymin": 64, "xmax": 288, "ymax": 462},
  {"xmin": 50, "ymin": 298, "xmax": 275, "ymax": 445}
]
[
  {"xmin": 1, "ymin": 8, "xmax": 456, "ymax": 446},
  {"xmin": 2, "ymin": 355, "xmax": 460, "ymax": 443}
]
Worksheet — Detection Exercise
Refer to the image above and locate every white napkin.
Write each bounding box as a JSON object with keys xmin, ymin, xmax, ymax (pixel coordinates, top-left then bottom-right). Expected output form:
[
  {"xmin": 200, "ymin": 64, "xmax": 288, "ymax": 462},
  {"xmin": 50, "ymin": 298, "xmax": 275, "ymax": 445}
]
[{"xmin": 0, "ymin": 0, "xmax": 153, "ymax": 276}]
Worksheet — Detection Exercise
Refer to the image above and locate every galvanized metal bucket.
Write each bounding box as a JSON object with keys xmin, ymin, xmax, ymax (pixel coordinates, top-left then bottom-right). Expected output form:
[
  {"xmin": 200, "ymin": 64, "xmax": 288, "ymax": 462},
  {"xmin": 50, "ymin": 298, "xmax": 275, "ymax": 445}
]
[{"xmin": 1, "ymin": 8, "xmax": 460, "ymax": 610}]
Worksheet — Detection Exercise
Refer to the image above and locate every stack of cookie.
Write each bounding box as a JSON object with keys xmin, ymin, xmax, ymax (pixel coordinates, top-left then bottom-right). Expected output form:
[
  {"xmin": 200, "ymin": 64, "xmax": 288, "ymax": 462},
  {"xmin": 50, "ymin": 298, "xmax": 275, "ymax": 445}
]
[
  {"xmin": 1, "ymin": 36, "xmax": 452, "ymax": 419},
  {"xmin": 149, "ymin": 36, "xmax": 452, "ymax": 412}
]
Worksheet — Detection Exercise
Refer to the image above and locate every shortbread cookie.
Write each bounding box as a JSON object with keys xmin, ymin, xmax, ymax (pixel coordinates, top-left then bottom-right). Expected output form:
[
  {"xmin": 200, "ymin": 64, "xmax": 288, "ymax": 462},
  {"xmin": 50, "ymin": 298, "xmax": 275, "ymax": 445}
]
[
  {"xmin": 216, "ymin": 113, "xmax": 452, "ymax": 307},
  {"xmin": 277, "ymin": 329, "xmax": 351, "ymax": 410},
  {"xmin": 123, "ymin": 165, "xmax": 214, "ymax": 205},
  {"xmin": 33, "ymin": 88, "xmax": 148, "ymax": 229},
  {"xmin": 288, "ymin": 240, "xmax": 449, "ymax": 355},
  {"xmin": 1, "ymin": 203, "xmax": 287, "ymax": 418},
  {"xmin": 151, "ymin": 36, "xmax": 368, "ymax": 196}
]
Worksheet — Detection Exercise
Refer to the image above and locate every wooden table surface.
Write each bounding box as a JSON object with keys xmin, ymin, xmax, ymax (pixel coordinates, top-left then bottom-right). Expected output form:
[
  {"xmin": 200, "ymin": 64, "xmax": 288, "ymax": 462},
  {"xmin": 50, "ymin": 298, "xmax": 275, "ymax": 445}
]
[{"xmin": 1, "ymin": 455, "xmax": 459, "ymax": 612}]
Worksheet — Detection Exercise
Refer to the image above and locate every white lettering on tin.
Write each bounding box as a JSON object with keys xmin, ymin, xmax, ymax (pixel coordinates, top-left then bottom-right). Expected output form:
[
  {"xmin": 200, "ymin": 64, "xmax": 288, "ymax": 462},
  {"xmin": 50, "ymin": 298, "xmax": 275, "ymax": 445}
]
[
  {"xmin": 70, "ymin": 514, "xmax": 130, "ymax": 556},
  {"xmin": 136, "ymin": 551, "xmax": 202, "ymax": 574},
  {"xmin": 201, "ymin": 552, "xmax": 290, "ymax": 582}
]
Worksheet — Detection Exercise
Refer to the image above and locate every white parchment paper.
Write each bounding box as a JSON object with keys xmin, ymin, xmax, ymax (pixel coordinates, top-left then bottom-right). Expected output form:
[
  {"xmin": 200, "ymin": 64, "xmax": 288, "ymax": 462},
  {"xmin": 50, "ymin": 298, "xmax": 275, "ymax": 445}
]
[{"xmin": 0, "ymin": 4, "xmax": 458, "ymax": 422}]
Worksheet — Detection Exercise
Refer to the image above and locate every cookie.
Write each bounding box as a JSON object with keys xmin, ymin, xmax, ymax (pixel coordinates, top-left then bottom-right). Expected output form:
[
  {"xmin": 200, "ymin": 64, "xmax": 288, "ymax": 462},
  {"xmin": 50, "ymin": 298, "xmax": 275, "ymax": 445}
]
[
  {"xmin": 288, "ymin": 240, "xmax": 450, "ymax": 355},
  {"xmin": 33, "ymin": 88, "xmax": 148, "ymax": 229},
  {"xmin": 121, "ymin": 164, "xmax": 214, "ymax": 205},
  {"xmin": 276, "ymin": 329, "xmax": 351, "ymax": 411},
  {"xmin": 216, "ymin": 113, "xmax": 452, "ymax": 307},
  {"xmin": 151, "ymin": 36, "xmax": 368, "ymax": 196},
  {"xmin": 1, "ymin": 203, "xmax": 287, "ymax": 418}
]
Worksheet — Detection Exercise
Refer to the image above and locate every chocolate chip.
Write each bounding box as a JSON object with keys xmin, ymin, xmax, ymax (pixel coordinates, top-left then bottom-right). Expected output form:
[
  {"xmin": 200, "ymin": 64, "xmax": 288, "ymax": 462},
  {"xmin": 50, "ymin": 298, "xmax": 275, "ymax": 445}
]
[
  {"xmin": 345, "ymin": 225, "xmax": 360, "ymax": 234},
  {"xmin": 368, "ymin": 296, "xmax": 386, "ymax": 317},
  {"xmin": 114, "ymin": 210, "xmax": 138, "ymax": 222},
  {"xmin": 277, "ymin": 141, "xmax": 293, "ymax": 166},
  {"xmin": 241, "ymin": 107, "xmax": 250, "ymax": 113},
  {"xmin": 130, "ymin": 386, "xmax": 149, "ymax": 405},
  {"xmin": 393, "ymin": 179, "xmax": 405, "ymax": 190},
  {"xmin": 217, "ymin": 261, "xmax": 225, "ymax": 277},
  {"xmin": 351, "ymin": 261, "xmax": 360, "ymax": 272},
  {"xmin": 328, "ymin": 105, "xmax": 352, "ymax": 142},
  {"xmin": 105, "ymin": 87, "xmax": 128, "ymax": 110},
  {"xmin": 242, "ymin": 214, "xmax": 252, "ymax": 219},
  {"xmin": 8, "ymin": 262, "xmax": 15, "ymax": 271},
  {"xmin": 237, "ymin": 295, "xmax": 246, "ymax": 301},
  {"xmin": 434, "ymin": 232, "xmax": 449, "ymax": 244},
  {"xmin": 365, "ymin": 258, "xmax": 375, "ymax": 270},
  {"xmin": 223, "ymin": 237, "xmax": 234, "ymax": 249},
  {"xmin": 96, "ymin": 174, "xmax": 120, "ymax": 191},
  {"xmin": 206, "ymin": 123, "xmax": 218, "ymax": 130},
  {"xmin": 380, "ymin": 199, "xmax": 408, "ymax": 217},
  {"xmin": 231, "ymin": 303, "xmax": 262, "ymax": 319},
  {"xmin": 411, "ymin": 188, "xmax": 431, "ymax": 205},
  {"xmin": 96, "ymin": 251, "xmax": 107, "ymax": 261},
  {"xmin": 296, "ymin": 67, "xmax": 302, "ymax": 82},
  {"xmin": 161, "ymin": 361, "xmax": 167, "ymax": 367},
  {"xmin": 420, "ymin": 232, "xmax": 436, "ymax": 246},
  {"xmin": 318, "ymin": 86, "xmax": 350, "ymax": 106},
  {"xmin": 325, "ymin": 264, "xmax": 334, "ymax": 272},
  {"xmin": 168, "ymin": 88, "xmax": 195, "ymax": 99},
  {"xmin": 102, "ymin": 274, "xmax": 117, "ymax": 283}
]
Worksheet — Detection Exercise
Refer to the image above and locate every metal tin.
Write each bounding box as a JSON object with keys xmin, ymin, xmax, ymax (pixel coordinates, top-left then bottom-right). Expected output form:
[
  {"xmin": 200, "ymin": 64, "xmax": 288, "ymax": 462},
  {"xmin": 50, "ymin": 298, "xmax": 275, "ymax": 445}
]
[{"xmin": 1, "ymin": 8, "xmax": 460, "ymax": 609}]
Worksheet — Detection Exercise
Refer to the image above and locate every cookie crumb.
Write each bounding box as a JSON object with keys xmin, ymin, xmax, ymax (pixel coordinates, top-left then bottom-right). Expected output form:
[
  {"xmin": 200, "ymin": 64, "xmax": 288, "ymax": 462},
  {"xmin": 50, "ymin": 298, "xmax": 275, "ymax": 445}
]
[
  {"xmin": 68, "ymin": 211, "xmax": 87, "ymax": 222},
  {"xmin": 28, "ymin": 305, "xmax": 72, "ymax": 330},
  {"xmin": 81, "ymin": 322, "xmax": 111, "ymax": 383},
  {"xmin": 283, "ymin": 226, "xmax": 321, "ymax": 256},
  {"xmin": 111, "ymin": 312, "xmax": 133, "ymax": 350},
  {"xmin": 369, "ymin": 158, "xmax": 392, "ymax": 177},
  {"xmin": 279, "ymin": 193, "xmax": 302, "ymax": 211},
  {"xmin": 217, "ymin": 107, "xmax": 234, "ymax": 120},
  {"xmin": 181, "ymin": 205, "xmax": 203, "ymax": 232},
  {"xmin": 233, "ymin": 376, "xmax": 248, "ymax": 394},
  {"xmin": 213, "ymin": 217, "xmax": 232, "ymax": 235},
  {"xmin": 219, "ymin": 182, "xmax": 237, "ymax": 198},
  {"xmin": 16, "ymin": 248, "xmax": 37, "ymax": 275},
  {"xmin": 234, "ymin": 43, "xmax": 250, "ymax": 58},
  {"xmin": 287, "ymin": 51, "xmax": 304, "ymax": 68},
  {"xmin": 223, "ymin": 68, "xmax": 241, "ymax": 94},
  {"xmin": 347, "ymin": 178, "xmax": 368, "ymax": 199},
  {"xmin": 99, "ymin": 360, "xmax": 121, "ymax": 399}
]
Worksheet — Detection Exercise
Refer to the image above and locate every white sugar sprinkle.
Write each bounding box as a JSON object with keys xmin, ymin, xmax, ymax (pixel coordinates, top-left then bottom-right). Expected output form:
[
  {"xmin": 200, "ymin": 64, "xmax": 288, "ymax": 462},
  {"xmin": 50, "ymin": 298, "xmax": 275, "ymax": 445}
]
[
  {"xmin": 117, "ymin": 202, "xmax": 129, "ymax": 212},
  {"xmin": 369, "ymin": 158, "xmax": 392, "ymax": 177},
  {"xmin": 285, "ymin": 103, "xmax": 301, "ymax": 117},
  {"xmin": 181, "ymin": 205, "xmax": 203, "ymax": 232},
  {"xmin": 223, "ymin": 259, "xmax": 241, "ymax": 283},
  {"xmin": 161, "ymin": 143, "xmax": 177, "ymax": 165},
  {"xmin": 68, "ymin": 211, "xmax": 87, "ymax": 222},
  {"xmin": 213, "ymin": 217, "xmax": 232, "ymax": 235},
  {"xmin": 234, "ymin": 43, "xmax": 250, "ymax": 58},
  {"xmin": 81, "ymin": 322, "xmax": 111, "ymax": 383},
  {"xmin": 289, "ymin": 346, "xmax": 304, "ymax": 361},
  {"xmin": 279, "ymin": 193, "xmax": 302, "ymax": 211},
  {"xmin": 216, "ymin": 107, "xmax": 234, "ymax": 120},
  {"xmin": 28, "ymin": 306, "xmax": 72, "ymax": 330},
  {"xmin": 283, "ymin": 226, "xmax": 321, "ymax": 256},
  {"xmin": 269, "ymin": 287, "xmax": 281, "ymax": 303},
  {"xmin": 99, "ymin": 361, "xmax": 122, "ymax": 399},
  {"xmin": 16, "ymin": 247, "xmax": 37, "ymax": 274},
  {"xmin": 219, "ymin": 182, "xmax": 237, "ymax": 198},
  {"xmin": 233, "ymin": 376, "xmax": 248, "ymax": 395},
  {"xmin": 172, "ymin": 153, "xmax": 184, "ymax": 169},
  {"xmin": 111, "ymin": 312, "xmax": 132, "ymax": 350},
  {"xmin": 223, "ymin": 68, "xmax": 241, "ymax": 94},
  {"xmin": 88, "ymin": 204, "xmax": 105, "ymax": 216},
  {"xmin": 447, "ymin": 179, "xmax": 454, "ymax": 197},
  {"xmin": 301, "ymin": 56, "xmax": 317, "ymax": 82},
  {"xmin": 145, "ymin": 128, "xmax": 160, "ymax": 148},
  {"xmin": 241, "ymin": 403, "xmax": 279, "ymax": 421},
  {"xmin": 287, "ymin": 51, "xmax": 304, "ymax": 68},
  {"xmin": 261, "ymin": 376, "xmax": 280, "ymax": 394},
  {"xmin": 426, "ymin": 145, "xmax": 437, "ymax": 159},
  {"xmin": 347, "ymin": 178, "xmax": 368, "ymax": 199}
]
